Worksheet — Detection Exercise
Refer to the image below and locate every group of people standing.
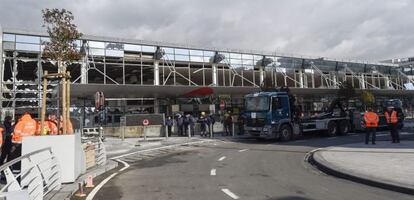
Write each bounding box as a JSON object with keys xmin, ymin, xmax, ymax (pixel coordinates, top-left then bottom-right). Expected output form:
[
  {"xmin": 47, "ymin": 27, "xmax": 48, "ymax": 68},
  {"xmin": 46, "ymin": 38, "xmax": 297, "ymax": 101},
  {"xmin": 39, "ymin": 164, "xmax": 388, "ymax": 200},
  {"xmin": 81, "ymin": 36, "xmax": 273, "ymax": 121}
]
[
  {"xmin": 0, "ymin": 112, "xmax": 74, "ymax": 169},
  {"xmin": 363, "ymin": 106, "xmax": 402, "ymax": 145},
  {"xmin": 165, "ymin": 112, "xmax": 216, "ymax": 137}
]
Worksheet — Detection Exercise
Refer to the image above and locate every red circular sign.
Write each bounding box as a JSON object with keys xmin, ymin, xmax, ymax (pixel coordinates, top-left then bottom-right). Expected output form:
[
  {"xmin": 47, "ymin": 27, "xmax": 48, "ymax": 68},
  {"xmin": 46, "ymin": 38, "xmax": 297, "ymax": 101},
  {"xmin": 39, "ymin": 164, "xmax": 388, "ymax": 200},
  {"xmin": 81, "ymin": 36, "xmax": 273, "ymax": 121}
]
[
  {"xmin": 143, "ymin": 119, "xmax": 150, "ymax": 126},
  {"xmin": 95, "ymin": 91, "xmax": 105, "ymax": 111},
  {"xmin": 220, "ymin": 100, "xmax": 225, "ymax": 110}
]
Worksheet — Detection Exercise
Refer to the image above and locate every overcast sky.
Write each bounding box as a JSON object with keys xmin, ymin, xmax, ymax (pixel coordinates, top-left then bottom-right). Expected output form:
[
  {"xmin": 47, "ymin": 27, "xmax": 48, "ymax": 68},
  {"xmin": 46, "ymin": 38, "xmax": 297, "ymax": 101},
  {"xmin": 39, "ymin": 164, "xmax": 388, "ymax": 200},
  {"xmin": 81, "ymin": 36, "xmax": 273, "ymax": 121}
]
[{"xmin": 1, "ymin": 0, "xmax": 414, "ymax": 61}]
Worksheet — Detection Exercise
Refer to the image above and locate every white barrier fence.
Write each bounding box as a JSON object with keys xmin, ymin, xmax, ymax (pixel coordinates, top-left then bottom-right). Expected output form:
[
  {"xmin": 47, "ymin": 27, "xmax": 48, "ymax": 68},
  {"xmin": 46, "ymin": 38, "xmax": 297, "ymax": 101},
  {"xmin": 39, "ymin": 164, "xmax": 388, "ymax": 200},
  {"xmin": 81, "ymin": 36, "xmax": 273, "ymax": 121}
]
[
  {"xmin": 82, "ymin": 128, "xmax": 107, "ymax": 168},
  {"xmin": 0, "ymin": 147, "xmax": 61, "ymax": 200}
]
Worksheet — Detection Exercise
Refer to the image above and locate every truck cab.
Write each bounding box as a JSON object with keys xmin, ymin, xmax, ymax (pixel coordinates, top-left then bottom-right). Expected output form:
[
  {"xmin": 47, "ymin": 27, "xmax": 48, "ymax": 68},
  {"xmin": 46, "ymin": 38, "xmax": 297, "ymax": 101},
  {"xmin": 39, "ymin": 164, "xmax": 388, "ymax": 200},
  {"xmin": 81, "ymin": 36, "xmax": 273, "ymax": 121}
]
[{"xmin": 244, "ymin": 92, "xmax": 297, "ymax": 141}]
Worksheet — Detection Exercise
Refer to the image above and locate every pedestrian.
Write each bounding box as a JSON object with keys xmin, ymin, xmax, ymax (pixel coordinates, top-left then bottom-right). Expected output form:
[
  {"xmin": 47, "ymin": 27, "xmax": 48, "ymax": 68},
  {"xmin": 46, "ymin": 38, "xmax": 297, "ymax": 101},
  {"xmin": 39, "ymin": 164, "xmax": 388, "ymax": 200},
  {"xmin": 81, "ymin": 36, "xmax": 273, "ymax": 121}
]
[
  {"xmin": 165, "ymin": 116, "xmax": 173, "ymax": 137},
  {"xmin": 223, "ymin": 111, "xmax": 232, "ymax": 136},
  {"xmin": 207, "ymin": 114, "xmax": 215, "ymax": 136},
  {"xmin": 47, "ymin": 114, "xmax": 58, "ymax": 135},
  {"xmin": 189, "ymin": 114, "xmax": 196, "ymax": 137},
  {"xmin": 199, "ymin": 112, "xmax": 207, "ymax": 137},
  {"xmin": 183, "ymin": 114, "xmax": 190, "ymax": 136},
  {"xmin": 238, "ymin": 114, "xmax": 245, "ymax": 135},
  {"xmin": 176, "ymin": 114, "xmax": 184, "ymax": 136},
  {"xmin": 385, "ymin": 106, "xmax": 400, "ymax": 143},
  {"xmin": 10, "ymin": 113, "xmax": 37, "ymax": 172},
  {"xmin": 0, "ymin": 116, "xmax": 14, "ymax": 165},
  {"xmin": 363, "ymin": 107, "xmax": 379, "ymax": 145}
]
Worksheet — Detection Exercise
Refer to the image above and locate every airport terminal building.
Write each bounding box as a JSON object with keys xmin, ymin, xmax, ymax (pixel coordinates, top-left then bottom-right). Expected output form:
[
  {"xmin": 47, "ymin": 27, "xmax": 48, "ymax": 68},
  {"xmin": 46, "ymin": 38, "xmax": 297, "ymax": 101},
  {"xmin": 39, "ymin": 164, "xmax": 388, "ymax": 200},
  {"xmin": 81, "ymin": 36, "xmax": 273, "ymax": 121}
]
[{"xmin": 1, "ymin": 26, "xmax": 414, "ymax": 127}]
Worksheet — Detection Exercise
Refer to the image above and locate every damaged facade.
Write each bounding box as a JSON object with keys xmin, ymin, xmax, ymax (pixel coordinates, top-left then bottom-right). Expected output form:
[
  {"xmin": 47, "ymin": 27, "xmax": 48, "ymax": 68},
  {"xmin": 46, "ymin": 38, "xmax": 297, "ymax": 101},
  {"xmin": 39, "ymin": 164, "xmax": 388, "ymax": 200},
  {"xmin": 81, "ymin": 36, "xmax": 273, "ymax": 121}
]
[{"xmin": 1, "ymin": 27, "xmax": 414, "ymax": 127}]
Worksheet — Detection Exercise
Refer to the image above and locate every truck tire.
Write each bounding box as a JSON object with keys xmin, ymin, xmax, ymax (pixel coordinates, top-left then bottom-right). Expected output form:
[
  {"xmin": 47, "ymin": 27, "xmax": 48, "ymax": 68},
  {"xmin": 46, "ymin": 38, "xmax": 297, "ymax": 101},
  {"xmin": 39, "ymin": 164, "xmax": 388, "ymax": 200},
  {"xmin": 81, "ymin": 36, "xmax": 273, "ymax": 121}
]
[
  {"xmin": 338, "ymin": 120, "xmax": 350, "ymax": 135},
  {"xmin": 326, "ymin": 121, "xmax": 337, "ymax": 137},
  {"xmin": 280, "ymin": 124, "xmax": 292, "ymax": 142}
]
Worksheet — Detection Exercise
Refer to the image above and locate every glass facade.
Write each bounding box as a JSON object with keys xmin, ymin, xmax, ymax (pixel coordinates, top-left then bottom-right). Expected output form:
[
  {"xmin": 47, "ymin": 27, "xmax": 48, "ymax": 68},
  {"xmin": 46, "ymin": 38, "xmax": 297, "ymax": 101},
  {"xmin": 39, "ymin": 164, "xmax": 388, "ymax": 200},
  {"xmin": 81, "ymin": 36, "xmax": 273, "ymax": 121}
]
[{"xmin": 1, "ymin": 31, "xmax": 414, "ymax": 120}]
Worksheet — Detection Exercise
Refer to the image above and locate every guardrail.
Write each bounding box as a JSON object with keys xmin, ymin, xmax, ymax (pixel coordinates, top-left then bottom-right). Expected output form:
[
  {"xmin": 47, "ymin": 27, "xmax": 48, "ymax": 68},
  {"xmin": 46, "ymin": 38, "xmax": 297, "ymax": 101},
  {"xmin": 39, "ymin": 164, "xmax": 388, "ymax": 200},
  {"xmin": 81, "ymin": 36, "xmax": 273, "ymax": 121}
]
[
  {"xmin": 0, "ymin": 147, "xmax": 61, "ymax": 200},
  {"xmin": 94, "ymin": 138, "xmax": 107, "ymax": 166}
]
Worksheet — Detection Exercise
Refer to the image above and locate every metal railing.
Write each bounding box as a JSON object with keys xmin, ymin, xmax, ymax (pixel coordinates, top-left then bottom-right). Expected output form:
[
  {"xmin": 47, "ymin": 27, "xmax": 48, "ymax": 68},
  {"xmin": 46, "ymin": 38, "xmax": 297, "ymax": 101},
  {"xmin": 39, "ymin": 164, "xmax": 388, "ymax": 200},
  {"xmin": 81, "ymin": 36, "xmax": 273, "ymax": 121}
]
[
  {"xmin": 0, "ymin": 147, "xmax": 61, "ymax": 200},
  {"xmin": 94, "ymin": 138, "xmax": 107, "ymax": 166},
  {"xmin": 81, "ymin": 128, "xmax": 107, "ymax": 167}
]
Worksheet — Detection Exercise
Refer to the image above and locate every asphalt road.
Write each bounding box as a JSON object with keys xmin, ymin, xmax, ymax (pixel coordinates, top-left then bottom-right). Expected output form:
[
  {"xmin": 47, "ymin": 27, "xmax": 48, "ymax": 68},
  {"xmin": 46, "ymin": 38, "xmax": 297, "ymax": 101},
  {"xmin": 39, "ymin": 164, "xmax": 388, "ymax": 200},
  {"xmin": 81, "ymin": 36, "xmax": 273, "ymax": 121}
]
[{"xmin": 91, "ymin": 132, "xmax": 414, "ymax": 200}]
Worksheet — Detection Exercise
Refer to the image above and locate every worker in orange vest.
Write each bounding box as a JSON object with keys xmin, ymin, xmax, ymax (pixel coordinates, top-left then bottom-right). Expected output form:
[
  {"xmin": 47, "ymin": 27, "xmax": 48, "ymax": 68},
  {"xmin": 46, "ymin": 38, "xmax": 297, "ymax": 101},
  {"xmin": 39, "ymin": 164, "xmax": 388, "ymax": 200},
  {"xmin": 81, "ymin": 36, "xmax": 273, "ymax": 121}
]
[
  {"xmin": 47, "ymin": 114, "xmax": 58, "ymax": 135},
  {"xmin": 58, "ymin": 115, "xmax": 74, "ymax": 135},
  {"xmin": 10, "ymin": 113, "xmax": 37, "ymax": 171},
  {"xmin": 0, "ymin": 124, "xmax": 4, "ymax": 148},
  {"xmin": 363, "ymin": 107, "xmax": 379, "ymax": 145},
  {"xmin": 36, "ymin": 120, "xmax": 49, "ymax": 135},
  {"xmin": 385, "ymin": 106, "xmax": 400, "ymax": 143}
]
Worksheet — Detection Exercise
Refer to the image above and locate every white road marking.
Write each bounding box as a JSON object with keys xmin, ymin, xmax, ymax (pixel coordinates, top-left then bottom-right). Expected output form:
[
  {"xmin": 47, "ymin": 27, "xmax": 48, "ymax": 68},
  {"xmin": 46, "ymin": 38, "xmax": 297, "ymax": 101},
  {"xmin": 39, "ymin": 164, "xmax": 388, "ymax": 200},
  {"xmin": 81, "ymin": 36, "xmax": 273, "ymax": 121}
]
[
  {"xmin": 111, "ymin": 140, "xmax": 211, "ymax": 160},
  {"xmin": 221, "ymin": 188, "xmax": 240, "ymax": 199},
  {"xmin": 86, "ymin": 158, "xmax": 131, "ymax": 200},
  {"xmin": 87, "ymin": 141, "xmax": 212, "ymax": 200},
  {"xmin": 86, "ymin": 172, "xmax": 119, "ymax": 200},
  {"xmin": 210, "ymin": 169, "xmax": 216, "ymax": 176},
  {"xmin": 238, "ymin": 149, "xmax": 249, "ymax": 152},
  {"xmin": 327, "ymin": 137, "xmax": 338, "ymax": 140},
  {"xmin": 218, "ymin": 156, "xmax": 226, "ymax": 161},
  {"xmin": 115, "ymin": 159, "xmax": 130, "ymax": 172}
]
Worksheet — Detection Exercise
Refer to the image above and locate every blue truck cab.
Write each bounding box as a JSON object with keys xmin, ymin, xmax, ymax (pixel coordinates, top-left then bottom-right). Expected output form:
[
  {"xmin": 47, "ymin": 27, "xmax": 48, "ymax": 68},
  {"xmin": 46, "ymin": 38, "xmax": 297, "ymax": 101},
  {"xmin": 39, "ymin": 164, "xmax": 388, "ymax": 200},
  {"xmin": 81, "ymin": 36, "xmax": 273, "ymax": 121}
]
[{"xmin": 244, "ymin": 92, "xmax": 296, "ymax": 141}]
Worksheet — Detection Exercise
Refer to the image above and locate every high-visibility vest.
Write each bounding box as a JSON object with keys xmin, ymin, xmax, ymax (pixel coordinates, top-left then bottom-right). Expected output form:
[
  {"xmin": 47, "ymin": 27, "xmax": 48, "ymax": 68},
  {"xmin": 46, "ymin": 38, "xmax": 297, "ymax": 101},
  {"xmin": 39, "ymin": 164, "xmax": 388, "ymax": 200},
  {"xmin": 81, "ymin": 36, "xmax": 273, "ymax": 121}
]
[
  {"xmin": 48, "ymin": 120, "xmax": 58, "ymax": 135},
  {"xmin": 364, "ymin": 112, "xmax": 379, "ymax": 128},
  {"xmin": 12, "ymin": 114, "xmax": 37, "ymax": 143},
  {"xmin": 36, "ymin": 121, "xmax": 50, "ymax": 135},
  {"xmin": 0, "ymin": 127, "xmax": 3, "ymax": 146},
  {"xmin": 58, "ymin": 119, "xmax": 74, "ymax": 135},
  {"xmin": 385, "ymin": 111, "xmax": 398, "ymax": 124},
  {"xmin": 66, "ymin": 120, "xmax": 74, "ymax": 134}
]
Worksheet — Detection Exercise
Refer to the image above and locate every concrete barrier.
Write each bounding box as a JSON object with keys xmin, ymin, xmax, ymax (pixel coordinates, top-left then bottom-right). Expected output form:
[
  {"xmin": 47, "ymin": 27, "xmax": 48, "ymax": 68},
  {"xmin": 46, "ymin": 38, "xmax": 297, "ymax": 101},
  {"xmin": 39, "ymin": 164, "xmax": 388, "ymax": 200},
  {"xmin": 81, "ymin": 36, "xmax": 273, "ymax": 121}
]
[{"xmin": 103, "ymin": 125, "xmax": 163, "ymax": 138}]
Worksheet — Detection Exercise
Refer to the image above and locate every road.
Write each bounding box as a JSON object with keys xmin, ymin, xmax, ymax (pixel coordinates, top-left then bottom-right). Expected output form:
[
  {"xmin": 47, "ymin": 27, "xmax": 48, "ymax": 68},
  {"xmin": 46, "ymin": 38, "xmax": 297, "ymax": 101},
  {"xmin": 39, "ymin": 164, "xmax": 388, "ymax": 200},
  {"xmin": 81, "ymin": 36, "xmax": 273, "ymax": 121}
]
[{"xmin": 91, "ymin": 132, "xmax": 414, "ymax": 200}]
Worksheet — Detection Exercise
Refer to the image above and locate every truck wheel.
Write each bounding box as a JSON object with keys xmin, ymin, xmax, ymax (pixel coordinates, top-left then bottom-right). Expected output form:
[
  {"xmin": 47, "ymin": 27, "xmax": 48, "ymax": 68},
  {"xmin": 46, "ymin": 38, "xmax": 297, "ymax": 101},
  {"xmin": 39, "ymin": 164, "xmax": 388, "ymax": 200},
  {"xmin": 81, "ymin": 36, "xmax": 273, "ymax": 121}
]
[
  {"xmin": 280, "ymin": 124, "xmax": 292, "ymax": 142},
  {"xmin": 326, "ymin": 121, "xmax": 337, "ymax": 137},
  {"xmin": 338, "ymin": 120, "xmax": 350, "ymax": 135}
]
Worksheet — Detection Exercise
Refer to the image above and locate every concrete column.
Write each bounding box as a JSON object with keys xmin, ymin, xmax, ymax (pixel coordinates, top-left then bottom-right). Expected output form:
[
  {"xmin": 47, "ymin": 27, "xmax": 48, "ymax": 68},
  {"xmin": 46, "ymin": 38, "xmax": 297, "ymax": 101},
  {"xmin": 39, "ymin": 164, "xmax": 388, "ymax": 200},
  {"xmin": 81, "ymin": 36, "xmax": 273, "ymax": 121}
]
[
  {"xmin": 154, "ymin": 60, "xmax": 160, "ymax": 85},
  {"xmin": 259, "ymin": 66, "xmax": 264, "ymax": 85},
  {"xmin": 360, "ymin": 74, "xmax": 366, "ymax": 89},
  {"xmin": 81, "ymin": 56, "xmax": 88, "ymax": 84},
  {"xmin": 384, "ymin": 76, "xmax": 390, "ymax": 89},
  {"xmin": 298, "ymin": 69, "xmax": 304, "ymax": 88},
  {"xmin": 332, "ymin": 73, "xmax": 338, "ymax": 88},
  {"xmin": 212, "ymin": 63, "xmax": 218, "ymax": 86},
  {"xmin": 154, "ymin": 98, "xmax": 160, "ymax": 113},
  {"xmin": 0, "ymin": 25, "xmax": 3, "ymax": 115}
]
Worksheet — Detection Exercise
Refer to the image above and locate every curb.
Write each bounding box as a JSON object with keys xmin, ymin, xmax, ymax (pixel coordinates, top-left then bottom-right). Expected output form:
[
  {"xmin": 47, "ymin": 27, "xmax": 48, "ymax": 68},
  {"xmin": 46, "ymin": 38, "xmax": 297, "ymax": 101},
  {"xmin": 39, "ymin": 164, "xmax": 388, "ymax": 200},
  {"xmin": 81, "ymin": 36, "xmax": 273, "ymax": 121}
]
[{"xmin": 308, "ymin": 150, "xmax": 414, "ymax": 195}]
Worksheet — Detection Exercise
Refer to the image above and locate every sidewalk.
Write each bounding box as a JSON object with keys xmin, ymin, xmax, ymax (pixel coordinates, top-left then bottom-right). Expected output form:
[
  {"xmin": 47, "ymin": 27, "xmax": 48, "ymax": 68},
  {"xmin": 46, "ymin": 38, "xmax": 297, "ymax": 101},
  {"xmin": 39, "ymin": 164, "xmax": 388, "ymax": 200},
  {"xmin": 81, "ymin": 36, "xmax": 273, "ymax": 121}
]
[{"xmin": 311, "ymin": 140, "xmax": 414, "ymax": 194}]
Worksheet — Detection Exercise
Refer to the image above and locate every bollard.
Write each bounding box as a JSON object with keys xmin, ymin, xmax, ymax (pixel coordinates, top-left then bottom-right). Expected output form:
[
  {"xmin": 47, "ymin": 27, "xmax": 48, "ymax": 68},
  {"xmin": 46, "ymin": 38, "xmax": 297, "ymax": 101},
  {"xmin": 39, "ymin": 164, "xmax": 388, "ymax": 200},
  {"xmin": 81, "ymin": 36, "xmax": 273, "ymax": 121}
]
[
  {"xmin": 121, "ymin": 125, "xmax": 125, "ymax": 141},
  {"xmin": 232, "ymin": 122, "xmax": 235, "ymax": 137},
  {"xmin": 165, "ymin": 126, "xmax": 169, "ymax": 140},
  {"xmin": 209, "ymin": 124, "xmax": 213, "ymax": 138},
  {"xmin": 188, "ymin": 126, "xmax": 191, "ymax": 139},
  {"xmin": 75, "ymin": 182, "xmax": 86, "ymax": 197},
  {"xmin": 144, "ymin": 126, "xmax": 147, "ymax": 141},
  {"xmin": 85, "ymin": 175, "xmax": 95, "ymax": 188}
]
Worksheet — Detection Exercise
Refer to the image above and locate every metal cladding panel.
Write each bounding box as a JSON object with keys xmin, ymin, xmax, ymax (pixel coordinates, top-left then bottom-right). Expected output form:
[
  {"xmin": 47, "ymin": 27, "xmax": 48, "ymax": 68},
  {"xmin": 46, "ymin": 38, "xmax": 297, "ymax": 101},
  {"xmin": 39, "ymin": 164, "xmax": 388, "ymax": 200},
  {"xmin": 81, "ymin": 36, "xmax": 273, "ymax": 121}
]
[{"xmin": 70, "ymin": 84, "xmax": 414, "ymax": 99}]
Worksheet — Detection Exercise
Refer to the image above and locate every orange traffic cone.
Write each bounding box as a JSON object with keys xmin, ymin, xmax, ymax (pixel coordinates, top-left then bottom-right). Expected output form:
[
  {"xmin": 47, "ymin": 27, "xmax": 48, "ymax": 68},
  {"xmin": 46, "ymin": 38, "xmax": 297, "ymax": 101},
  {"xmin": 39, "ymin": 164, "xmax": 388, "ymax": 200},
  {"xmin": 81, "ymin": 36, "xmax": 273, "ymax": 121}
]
[
  {"xmin": 85, "ymin": 175, "xmax": 95, "ymax": 188},
  {"xmin": 75, "ymin": 182, "xmax": 86, "ymax": 197}
]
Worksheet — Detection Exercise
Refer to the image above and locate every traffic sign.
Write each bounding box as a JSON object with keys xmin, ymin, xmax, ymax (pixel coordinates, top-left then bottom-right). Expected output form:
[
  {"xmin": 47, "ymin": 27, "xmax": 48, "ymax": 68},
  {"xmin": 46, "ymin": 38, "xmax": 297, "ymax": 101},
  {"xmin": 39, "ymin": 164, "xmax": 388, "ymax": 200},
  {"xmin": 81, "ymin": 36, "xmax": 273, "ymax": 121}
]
[
  {"xmin": 95, "ymin": 91, "xmax": 105, "ymax": 111},
  {"xmin": 143, "ymin": 119, "xmax": 150, "ymax": 126},
  {"xmin": 220, "ymin": 100, "xmax": 225, "ymax": 110}
]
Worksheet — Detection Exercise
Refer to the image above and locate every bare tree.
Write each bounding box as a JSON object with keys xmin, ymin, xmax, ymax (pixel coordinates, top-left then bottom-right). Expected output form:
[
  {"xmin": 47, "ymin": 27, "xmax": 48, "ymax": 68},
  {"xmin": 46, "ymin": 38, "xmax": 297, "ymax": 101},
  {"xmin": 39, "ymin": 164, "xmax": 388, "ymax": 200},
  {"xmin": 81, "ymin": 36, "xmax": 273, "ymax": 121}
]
[{"xmin": 42, "ymin": 8, "xmax": 82, "ymax": 72}]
